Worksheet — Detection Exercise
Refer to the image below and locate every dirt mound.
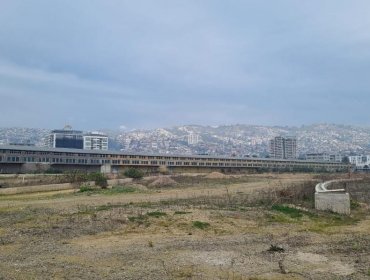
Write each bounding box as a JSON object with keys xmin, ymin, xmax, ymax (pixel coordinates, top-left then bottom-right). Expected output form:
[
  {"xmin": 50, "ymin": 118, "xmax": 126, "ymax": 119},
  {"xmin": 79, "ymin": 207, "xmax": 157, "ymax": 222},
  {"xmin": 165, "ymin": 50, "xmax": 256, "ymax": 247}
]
[
  {"xmin": 205, "ymin": 172, "xmax": 228, "ymax": 179},
  {"xmin": 148, "ymin": 176, "xmax": 178, "ymax": 188}
]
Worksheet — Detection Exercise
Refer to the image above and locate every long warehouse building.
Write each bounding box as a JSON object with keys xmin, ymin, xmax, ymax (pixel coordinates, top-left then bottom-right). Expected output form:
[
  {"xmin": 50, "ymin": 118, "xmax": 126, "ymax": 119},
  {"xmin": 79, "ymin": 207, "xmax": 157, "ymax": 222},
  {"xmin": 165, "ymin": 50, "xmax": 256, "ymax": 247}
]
[{"xmin": 0, "ymin": 145, "xmax": 349, "ymax": 174}]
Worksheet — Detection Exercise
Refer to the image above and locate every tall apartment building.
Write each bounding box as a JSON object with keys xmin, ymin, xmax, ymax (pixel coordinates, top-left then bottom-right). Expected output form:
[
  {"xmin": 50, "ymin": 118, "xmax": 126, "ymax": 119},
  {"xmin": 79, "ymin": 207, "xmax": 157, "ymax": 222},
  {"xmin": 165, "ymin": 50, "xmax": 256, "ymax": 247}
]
[
  {"xmin": 269, "ymin": 136, "xmax": 297, "ymax": 159},
  {"xmin": 83, "ymin": 132, "xmax": 108, "ymax": 151}
]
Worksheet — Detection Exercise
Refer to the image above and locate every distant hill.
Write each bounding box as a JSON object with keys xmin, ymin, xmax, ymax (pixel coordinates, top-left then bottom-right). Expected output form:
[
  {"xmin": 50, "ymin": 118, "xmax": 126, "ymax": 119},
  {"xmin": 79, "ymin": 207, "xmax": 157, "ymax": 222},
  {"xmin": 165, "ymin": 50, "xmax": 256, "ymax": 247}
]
[{"xmin": 1, "ymin": 124, "xmax": 369, "ymax": 156}]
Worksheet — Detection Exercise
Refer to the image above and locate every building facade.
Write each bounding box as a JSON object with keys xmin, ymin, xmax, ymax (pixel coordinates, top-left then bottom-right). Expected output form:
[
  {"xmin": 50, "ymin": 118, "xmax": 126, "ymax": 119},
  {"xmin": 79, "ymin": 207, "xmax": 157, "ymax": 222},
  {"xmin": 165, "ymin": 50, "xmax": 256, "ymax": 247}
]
[
  {"xmin": 48, "ymin": 126, "xmax": 84, "ymax": 149},
  {"xmin": 0, "ymin": 145, "xmax": 349, "ymax": 174},
  {"xmin": 83, "ymin": 132, "xmax": 108, "ymax": 151},
  {"xmin": 305, "ymin": 153, "xmax": 342, "ymax": 162},
  {"xmin": 348, "ymin": 155, "xmax": 370, "ymax": 168},
  {"xmin": 269, "ymin": 136, "xmax": 297, "ymax": 159}
]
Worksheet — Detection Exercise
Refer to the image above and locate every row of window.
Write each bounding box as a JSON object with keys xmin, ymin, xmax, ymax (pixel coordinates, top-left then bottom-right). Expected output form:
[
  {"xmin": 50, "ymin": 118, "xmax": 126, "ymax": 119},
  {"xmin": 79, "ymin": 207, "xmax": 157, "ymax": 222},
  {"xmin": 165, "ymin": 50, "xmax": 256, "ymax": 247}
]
[
  {"xmin": 1, "ymin": 149, "xmax": 345, "ymax": 167},
  {"xmin": 1, "ymin": 155, "xmax": 343, "ymax": 169}
]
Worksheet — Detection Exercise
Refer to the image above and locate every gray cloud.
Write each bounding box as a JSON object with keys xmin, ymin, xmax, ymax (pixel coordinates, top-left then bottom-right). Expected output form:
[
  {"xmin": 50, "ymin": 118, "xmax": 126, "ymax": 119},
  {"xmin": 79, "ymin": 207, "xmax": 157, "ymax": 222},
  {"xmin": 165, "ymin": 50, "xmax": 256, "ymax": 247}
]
[{"xmin": 0, "ymin": 0, "xmax": 370, "ymax": 130}]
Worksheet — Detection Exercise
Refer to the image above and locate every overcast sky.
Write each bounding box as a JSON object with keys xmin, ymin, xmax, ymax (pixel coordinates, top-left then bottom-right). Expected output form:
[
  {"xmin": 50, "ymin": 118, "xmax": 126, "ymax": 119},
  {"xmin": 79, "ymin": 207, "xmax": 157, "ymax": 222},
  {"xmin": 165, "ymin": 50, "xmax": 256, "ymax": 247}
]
[{"xmin": 0, "ymin": 1, "xmax": 370, "ymax": 130}]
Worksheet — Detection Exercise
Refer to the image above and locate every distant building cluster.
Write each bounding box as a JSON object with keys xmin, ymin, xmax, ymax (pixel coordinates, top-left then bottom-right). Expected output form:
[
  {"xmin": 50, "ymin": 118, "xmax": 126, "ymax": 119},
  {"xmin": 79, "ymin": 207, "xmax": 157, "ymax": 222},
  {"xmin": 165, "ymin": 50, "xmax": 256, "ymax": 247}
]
[
  {"xmin": 47, "ymin": 126, "xmax": 108, "ymax": 150},
  {"xmin": 269, "ymin": 136, "xmax": 297, "ymax": 159}
]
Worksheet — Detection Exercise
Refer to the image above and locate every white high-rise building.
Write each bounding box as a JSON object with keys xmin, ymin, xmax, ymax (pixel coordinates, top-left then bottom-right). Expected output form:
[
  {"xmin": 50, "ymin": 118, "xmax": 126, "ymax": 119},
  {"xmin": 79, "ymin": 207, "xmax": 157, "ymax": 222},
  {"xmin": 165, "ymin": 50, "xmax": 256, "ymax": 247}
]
[
  {"xmin": 187, "ymin": 133, "xmax": 200, "ymax": 145},
  {"xmin": 83, "ymin": 132, "xmax": 108, "ymax": 150}
]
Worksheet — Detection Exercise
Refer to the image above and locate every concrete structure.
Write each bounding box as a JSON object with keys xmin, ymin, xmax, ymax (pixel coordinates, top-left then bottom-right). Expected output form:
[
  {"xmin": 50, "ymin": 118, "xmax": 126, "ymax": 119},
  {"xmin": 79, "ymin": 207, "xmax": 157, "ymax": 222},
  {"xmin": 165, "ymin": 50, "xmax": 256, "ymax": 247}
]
[
  {"xmin": 0, "ymin": 145, "xmax": 349, "ymax": 174},
  {"xmin": 306, "ymin": 153, "xmax": 342, "ymax": 162},
  {"xmin": 83, "ymin": 132, "xmax": 108, "ymax": 150},
  {"xmin": 315, "ymin": 180, "xmax": 350, "ymax": 215},
  {"xmin": 269, "ymin": 136, "xmax": 297, "ymax": 159}
]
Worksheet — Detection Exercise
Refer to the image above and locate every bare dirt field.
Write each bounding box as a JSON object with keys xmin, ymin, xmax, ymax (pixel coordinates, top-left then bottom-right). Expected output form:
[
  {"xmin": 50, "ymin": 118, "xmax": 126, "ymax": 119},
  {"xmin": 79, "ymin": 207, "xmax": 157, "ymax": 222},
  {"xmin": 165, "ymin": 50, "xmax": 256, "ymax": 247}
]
[{"xmin": 0, "ymin": 173, "xmax": 369, "ymax": 279}]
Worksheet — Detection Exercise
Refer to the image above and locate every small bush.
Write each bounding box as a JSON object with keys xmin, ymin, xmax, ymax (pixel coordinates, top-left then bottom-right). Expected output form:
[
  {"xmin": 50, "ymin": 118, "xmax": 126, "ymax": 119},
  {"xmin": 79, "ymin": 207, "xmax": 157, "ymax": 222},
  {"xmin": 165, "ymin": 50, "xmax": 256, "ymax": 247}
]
[
  {"xmin": 79, "ymin": 185, "xmax": 94, "ymax": 192},
  {"xmin": 123, "ymin": 168, "xmax": 144, "ymax": 179},
  {"xmin": 65, "ymin": 170, "xmax": 88, "ymax": 183},
  {"xmin": 192, "ymin": 221, "xmax": 210, "ymax": 230},
  {"xmin": 267, "ymin": 244, "xmax": 285, "ymax": 253},
  {"xmin": 88, "ymin": 172, "xmax": 108, "ymax": 188},
  {"xmin": 350, "ymin": 199, "xmax": 360, "ymax": 209}
]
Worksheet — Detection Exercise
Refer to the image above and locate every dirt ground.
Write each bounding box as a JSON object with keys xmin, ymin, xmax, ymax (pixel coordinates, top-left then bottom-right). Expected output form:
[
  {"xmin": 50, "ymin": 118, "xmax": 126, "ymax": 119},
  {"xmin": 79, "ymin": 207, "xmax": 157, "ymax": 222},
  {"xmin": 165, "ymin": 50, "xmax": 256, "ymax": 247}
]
[{"xmin": 0, "ymin": 173, "xmax": 369, "ymax": 279}]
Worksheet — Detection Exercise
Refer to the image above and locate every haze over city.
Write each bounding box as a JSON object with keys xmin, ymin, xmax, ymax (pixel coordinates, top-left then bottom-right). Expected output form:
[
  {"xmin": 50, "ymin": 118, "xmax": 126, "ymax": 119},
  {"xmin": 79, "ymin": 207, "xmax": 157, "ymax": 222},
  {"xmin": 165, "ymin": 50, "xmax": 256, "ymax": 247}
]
[{"xmin": 1, "ymin": 1, "xmax": 370, "ymax": 130}]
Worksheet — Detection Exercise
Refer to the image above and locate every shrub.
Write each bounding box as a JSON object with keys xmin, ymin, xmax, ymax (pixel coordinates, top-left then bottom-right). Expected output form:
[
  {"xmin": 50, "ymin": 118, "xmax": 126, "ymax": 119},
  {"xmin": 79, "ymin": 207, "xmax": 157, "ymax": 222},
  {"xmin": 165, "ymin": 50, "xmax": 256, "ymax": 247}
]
[
  {"xmin": 65, "ymin": 170, "xmax": 88, "ymax": 183},
  {"xmin": 350, "ymin": 199, "xmax": 360, "ymax": 209},
  {"xmin": 88, "ymin": 172, "xmax": 108, "ymax": 189},
  {"xmin": 123, "ymin": 168, "xmax": 144, "ymax": 179}
]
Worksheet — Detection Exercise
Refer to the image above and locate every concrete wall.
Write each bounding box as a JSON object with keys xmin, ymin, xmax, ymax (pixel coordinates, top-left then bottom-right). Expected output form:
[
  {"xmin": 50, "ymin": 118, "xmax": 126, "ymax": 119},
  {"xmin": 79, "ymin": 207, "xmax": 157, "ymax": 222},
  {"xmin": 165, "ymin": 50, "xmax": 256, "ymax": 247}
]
[{"xmin": 315, "ymin": 192, "xmax": 350, "ymax": 215}]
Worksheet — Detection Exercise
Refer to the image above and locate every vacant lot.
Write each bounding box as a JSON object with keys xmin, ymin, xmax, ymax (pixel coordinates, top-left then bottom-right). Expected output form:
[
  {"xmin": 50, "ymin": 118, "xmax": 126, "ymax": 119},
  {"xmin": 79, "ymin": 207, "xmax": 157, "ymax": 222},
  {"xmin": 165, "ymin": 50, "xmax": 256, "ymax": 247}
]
[{"xmin": 0, "ymin": 173, "xmax": 369, "ymax": 279}]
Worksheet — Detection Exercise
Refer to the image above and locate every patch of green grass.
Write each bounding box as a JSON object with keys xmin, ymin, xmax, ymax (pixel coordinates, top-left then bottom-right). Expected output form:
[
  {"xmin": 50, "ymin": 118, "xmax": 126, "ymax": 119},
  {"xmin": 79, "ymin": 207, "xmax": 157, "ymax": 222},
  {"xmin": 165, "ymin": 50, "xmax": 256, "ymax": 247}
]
[
  {"xmin": 271, "ymin": 204, "xmax": 315, "ymax": 218},
  {"xmin": 271, "ymin": 205, "xmax": 304, "ymax": 218},
  {"xmin": 305, "ymin": 210, "xmax": 362, "ymax": 233},
  {"xmin": 192, "ymin": 220, "xmax": 210, "ymax": 230},
  {"xmin": 146, "ymin": 211, "xmax": 167, "ymax": 218},
  {"xmin": 174, "ymin": 211, "xmax": 192, "ymax": 215},
  {"xmin": 128, "ymin": 214, "xmax": 147, "ymax": 222},
  {"xmin": 78, "ymin": 185, "xmax": 138, "ymax": 195},
  {"xmin": 102, "ymin": 185, "xmax": 137, "ymax": 195},
  {"xmin": 308, "ymin": 214, "xmax": 360, "ymax": 233},
  {"xmin": 79, "ymin": 185, "xmax": 94, "ymax": 193},
  {"xmin": 267, "ymin": 213, "xmax": 295, "ymax": 224}
]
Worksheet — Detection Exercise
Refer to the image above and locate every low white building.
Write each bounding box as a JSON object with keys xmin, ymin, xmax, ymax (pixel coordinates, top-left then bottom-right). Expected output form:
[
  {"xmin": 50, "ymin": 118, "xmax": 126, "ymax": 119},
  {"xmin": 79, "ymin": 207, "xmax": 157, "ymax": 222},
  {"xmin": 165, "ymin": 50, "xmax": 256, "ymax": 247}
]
[
  {"xmin": 305, "ymin": 153, "xmax": 342, "ymax": 162},
  {"xmin": 348, "ymin": 155, "xmax": 370, "ymax": 168}
]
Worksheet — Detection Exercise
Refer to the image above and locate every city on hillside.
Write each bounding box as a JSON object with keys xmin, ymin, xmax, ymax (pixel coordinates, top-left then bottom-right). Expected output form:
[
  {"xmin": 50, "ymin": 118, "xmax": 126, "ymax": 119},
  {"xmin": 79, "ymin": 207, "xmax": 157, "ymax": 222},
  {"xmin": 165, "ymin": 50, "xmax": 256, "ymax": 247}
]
[{"xmin": 1, "ymin": 123, "xmax": 370, "ymax": 170}]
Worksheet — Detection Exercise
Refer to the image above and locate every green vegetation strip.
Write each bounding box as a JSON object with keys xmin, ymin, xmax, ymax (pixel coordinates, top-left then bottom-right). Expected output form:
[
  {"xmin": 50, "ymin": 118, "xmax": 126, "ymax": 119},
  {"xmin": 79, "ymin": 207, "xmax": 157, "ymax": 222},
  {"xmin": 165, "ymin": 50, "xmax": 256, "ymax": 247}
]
[
  {"xmin": 78, "ymin": 185, "xmax": 138, "ymax": 195},
  {"xmin": 192, "ymin": 221, "xmax": 210, "ymax": 230}
]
